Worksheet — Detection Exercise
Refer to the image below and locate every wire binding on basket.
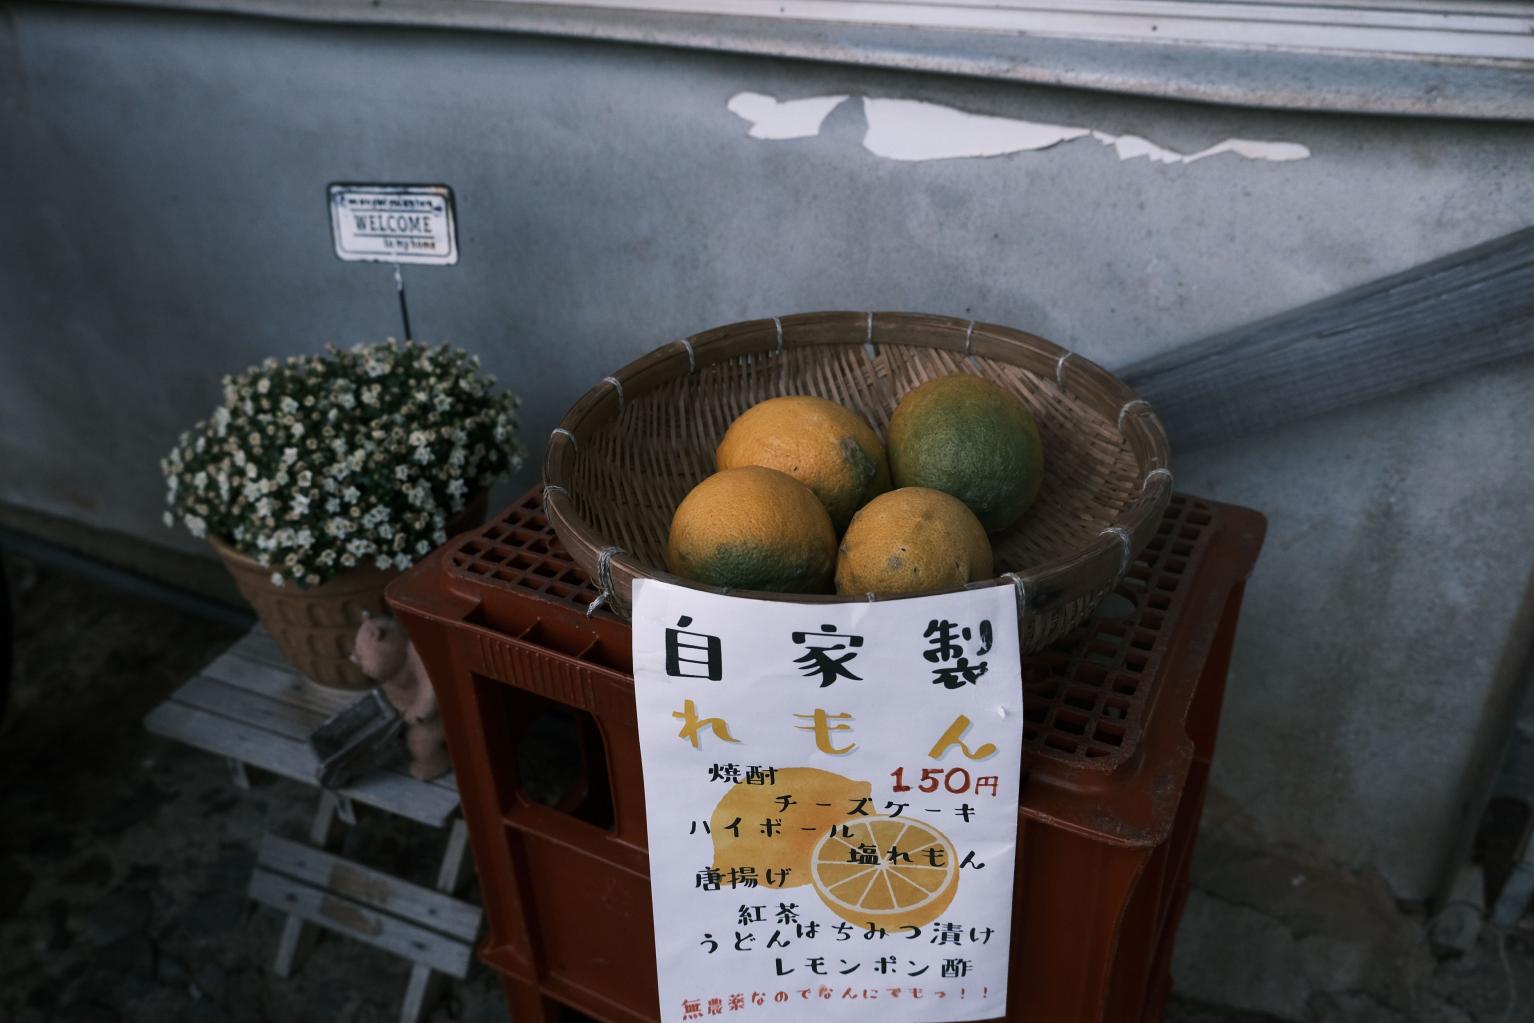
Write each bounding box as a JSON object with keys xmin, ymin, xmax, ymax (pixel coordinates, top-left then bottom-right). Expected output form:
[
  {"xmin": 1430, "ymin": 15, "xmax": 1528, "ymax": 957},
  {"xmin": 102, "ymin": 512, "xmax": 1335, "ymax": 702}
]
[
  {"xmin": 866, "ymin": 592, "xmax": 877, "ymax": 603},
  {"xmin": 1100, "ymin": 526, "xmax": 1132, "ymax": 574},
  {"xmin": 549, "ymin": 427, "xmax": 578, "ymax": 453},
  {"xmin": 678, "ymin": 337, "xmax": 696, "ymax": 374},
  {"xmin": 772, "ymin": 316, "xmax": 784, "ymax": 354},
  {"xmin": 601, "ymin": 375, "xmax": 625, "ymax": 412},
  {"xmin": 1056, "ymin": 352, "xmax": 1073, "ymax": 390},
  {"xmin": 864, "ymin": 312, "xmax": 876, "ymax": 358},
  {"xmin": 1142, "ymin": 467, "xmax": 1173, "ymax": 491},
  {"xmin": 1117, "ymin": 398, "xmax": 1151, "ymax": 432},
  {"xmin": 540, "ymin": 483, "xmax": 568, "ymax": 517},
  {"xmin": 964, "ymin": 321, "xmax": 976, "ymax": 357},
  {"xmin": 587, "ymin": 545, "xmax": 624, "ymax": 617}
]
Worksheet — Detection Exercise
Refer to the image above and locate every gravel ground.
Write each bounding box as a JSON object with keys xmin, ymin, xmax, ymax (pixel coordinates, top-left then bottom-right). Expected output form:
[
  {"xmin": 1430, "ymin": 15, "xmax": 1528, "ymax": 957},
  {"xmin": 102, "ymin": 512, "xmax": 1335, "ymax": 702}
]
[
  {"xmin": 1, "ymin": 549, "xmax": 1528, "ymax": 1023},
  {"xmin": 0, "ymin": 553, "xmax": 507, "ymax": 1023}
]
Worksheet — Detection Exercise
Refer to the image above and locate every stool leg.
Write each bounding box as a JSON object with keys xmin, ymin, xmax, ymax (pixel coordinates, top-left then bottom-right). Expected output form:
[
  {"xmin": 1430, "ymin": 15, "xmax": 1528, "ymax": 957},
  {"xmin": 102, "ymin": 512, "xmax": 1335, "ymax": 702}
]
[
  {"xmin": 272, "ymin": 791, "xmax": 346, "ymax": 978},
  {"xmin": 436, "ymin": 817, "xmax": 472, "ymax": 893},
  {"xmin": 401, "ymin": 964, "xmax": 445, "ymax": 1023},
  {"xmin": 399, "ymin": 817, "xmax": 475, "ymax": 1023}
]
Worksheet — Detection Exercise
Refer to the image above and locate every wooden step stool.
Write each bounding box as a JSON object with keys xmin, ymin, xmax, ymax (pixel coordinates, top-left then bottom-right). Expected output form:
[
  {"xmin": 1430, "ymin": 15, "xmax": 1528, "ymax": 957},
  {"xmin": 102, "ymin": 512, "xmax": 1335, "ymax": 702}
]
[{"xmin": 145, "ymin": 626, "xmax": 483, "ymax": 1022}]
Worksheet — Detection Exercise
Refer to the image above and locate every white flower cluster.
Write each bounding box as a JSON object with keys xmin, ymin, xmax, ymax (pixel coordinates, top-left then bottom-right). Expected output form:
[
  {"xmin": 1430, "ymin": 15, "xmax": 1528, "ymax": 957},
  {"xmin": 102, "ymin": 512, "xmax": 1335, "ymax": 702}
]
[{"xmin": 162, "ymin": 340, "xmax": 524, "ymax": 588}]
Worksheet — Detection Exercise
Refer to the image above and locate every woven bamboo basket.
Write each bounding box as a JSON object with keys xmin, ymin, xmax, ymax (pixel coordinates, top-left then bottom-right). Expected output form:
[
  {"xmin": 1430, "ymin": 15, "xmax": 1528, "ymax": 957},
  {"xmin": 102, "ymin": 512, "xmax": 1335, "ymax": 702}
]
[{"xmin": 542, "ymin": 311, "xmax": 1171, "ymax": 653}]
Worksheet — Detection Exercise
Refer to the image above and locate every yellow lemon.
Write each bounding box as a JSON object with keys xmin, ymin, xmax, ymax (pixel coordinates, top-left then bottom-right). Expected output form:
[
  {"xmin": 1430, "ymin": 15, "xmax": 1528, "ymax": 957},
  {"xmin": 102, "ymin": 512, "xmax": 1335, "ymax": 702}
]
[
  {"xmin": 835, "ymin": 487, "xmax": 993, "ymax": 596},
  {"xmin": 716, "ymin": 396, "xmax": 890, "ymax": 531}
]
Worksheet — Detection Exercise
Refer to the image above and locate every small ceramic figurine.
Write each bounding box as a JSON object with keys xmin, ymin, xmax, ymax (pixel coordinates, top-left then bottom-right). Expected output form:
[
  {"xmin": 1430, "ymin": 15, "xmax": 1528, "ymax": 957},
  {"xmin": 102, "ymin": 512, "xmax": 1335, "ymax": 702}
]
[{"xmin": 350, "ymin": 614, "xmax": 452, "ymax": 780}]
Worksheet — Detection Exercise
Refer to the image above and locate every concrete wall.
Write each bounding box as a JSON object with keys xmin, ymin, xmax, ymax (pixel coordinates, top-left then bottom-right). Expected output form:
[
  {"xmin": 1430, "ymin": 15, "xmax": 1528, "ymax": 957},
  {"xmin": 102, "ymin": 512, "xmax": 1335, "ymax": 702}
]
[{"xmin": 3, "ymin": 4, "xmax": 1533, "ymax": 901}]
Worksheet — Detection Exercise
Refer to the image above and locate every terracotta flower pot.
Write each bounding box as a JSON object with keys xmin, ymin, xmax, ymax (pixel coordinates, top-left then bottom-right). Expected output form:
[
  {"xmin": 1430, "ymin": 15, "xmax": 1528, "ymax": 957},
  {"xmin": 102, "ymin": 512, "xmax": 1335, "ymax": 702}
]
[{"xmin": 210, "ymin": 495, "xmax": 487, "ymax": 689}]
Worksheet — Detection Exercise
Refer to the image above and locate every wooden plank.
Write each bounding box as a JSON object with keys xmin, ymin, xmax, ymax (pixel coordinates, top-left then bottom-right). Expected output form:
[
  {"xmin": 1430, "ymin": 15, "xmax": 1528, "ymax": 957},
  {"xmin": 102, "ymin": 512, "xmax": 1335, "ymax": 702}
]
[
  {"xmin": 274, "ymin": 793, "xmax": 349, "ymax": 978},
  {"xmin": 178, "ymin": 675, "xmax": 329, "ymax": 738},
  {"xmin": 1120, "ymin": 227, "xmax": 1534, "ymax": 452},
  {"xmin": 170, "ymin": 675, "xmax": 443, "ymax": 795},
  {"xmin": 257, "ymin": 834, "xmax": 481, "ymax": 942},
  {"xmin": 201, "ymin": 650, "xmax": 357, "ymax": 717},
  {"xmin": 248, "ymin": 868, "xmax": 473, "ymax": 978},
  {"xmin": 144, "ymin": 703, "xmax": 459, "ymax": 827},
  {"xmin": 234, "ymin": 627, "xmax": 288, "ymax": 666},
  {"xmin": 202, "ymin": 632, "xmax": 459, "ymax": 795}
]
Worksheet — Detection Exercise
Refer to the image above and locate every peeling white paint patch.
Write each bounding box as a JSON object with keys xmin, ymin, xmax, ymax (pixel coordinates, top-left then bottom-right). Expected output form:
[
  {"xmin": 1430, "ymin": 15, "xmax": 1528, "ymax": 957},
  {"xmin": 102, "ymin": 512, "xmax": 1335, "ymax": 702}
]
[
  {"xmin": 726, "ymin": 92, "xmax": 849, "ymax": 140},
  {"xmin": 1185, "ymin": 137, "xmax": 1311, "ymax": 163},
  {"xmin": 728, "ymin": 91, "xmax": 1309, "ymax": 166},
  {"xmin": 1090, "ymin": 131, "xmax": 1190, "ymax": 164},
  {"xmin": 1091, "ymin": 130, "xmax": 1310, "ymax": 165},
  {"xmin": 862, "ymin": 97, "xmax": 1089, "ymax": 161},
  {"xmin": 861, "ymin": 99, "xmax": 1308, "ymax": 164}
]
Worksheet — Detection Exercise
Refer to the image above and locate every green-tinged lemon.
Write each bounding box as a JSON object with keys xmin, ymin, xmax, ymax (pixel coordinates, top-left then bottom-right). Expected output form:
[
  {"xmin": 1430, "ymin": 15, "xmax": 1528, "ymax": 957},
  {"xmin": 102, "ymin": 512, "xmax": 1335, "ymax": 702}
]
[
  {"xmin": 887, "ymin": 374, "xmax": 1044, "ymax": 532},
  {"xmin": 668, "ymin": 466, "xmax": 837, "ymax": 593}
]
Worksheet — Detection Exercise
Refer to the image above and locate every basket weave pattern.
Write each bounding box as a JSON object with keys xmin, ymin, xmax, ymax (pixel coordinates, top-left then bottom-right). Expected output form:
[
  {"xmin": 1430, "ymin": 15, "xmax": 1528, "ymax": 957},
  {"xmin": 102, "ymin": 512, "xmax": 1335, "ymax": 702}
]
[
  {"xmin": 545, "ymin": 312, "xmax": 1170, "ymax": 653},
  {"xmin": 210, "ymin": 495, "xmax": 489, "ymax": 688},
  {"xmin": 212, "ymin": 538, "xmax": 390, "ymax": 688}
]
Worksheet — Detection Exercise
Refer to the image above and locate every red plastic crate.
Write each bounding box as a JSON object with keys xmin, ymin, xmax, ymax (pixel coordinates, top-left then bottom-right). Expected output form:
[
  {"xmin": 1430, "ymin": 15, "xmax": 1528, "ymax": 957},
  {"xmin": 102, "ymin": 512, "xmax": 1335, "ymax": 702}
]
[{"xmin": 388, "ymin": 488, "xmax": 1265, "ymax": 1022}]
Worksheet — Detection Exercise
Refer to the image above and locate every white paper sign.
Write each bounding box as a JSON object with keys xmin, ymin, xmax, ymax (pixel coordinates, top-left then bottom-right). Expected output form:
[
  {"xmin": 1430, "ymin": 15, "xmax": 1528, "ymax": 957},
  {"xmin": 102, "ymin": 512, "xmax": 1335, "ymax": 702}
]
[
  {"xmin": 328, "ymin": 184, "xmax": 458, "ymax": 265},
  {"xmin": 633, "ymin": 579, "xmax": 1024, "ymax": 1023}
]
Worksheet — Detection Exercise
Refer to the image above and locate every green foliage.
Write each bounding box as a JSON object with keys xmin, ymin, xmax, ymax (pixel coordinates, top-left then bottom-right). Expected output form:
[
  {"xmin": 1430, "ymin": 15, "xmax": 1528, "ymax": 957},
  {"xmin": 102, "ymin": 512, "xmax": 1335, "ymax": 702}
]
[{"xmin": 161, "ymin": 340, "xmax": 524, "ymax": 588}]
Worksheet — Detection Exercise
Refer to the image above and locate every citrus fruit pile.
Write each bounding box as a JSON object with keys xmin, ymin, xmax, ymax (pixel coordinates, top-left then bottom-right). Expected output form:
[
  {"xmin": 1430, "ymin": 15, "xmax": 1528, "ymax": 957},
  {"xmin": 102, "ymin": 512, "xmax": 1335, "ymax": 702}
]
[{"xmin": 667, "ymin": 377, "xmax": 1044, "ymax": 596}]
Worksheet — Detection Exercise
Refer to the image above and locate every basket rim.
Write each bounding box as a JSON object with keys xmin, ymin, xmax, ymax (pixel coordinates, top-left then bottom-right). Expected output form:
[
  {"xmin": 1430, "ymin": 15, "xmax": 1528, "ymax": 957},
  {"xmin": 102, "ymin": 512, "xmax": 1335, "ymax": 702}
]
[{"xmin": 542, "ymin": 310, "xmax": 1172, "ymax": 615}]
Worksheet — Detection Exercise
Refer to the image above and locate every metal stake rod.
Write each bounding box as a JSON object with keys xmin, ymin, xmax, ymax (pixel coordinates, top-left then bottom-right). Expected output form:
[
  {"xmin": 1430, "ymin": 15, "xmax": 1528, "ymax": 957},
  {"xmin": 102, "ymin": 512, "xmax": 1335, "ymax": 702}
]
[{"xmin": 394, "ymin": 263, "xmax": 413, "ymax": 340}]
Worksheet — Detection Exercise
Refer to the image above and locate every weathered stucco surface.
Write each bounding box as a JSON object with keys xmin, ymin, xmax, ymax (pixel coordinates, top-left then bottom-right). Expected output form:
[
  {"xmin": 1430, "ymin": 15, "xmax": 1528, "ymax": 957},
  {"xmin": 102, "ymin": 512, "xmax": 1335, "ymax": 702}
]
[{"xmin": 3, "ymin": 4, "xmax": 1534, "ymax": 906}]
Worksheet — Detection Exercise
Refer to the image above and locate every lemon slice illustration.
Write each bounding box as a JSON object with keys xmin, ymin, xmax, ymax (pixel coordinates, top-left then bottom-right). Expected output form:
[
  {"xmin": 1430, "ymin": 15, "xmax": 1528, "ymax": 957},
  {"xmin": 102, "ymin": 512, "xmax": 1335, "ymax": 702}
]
[{"xmin": 810, "ymin": 816, "xmax": 959, "ymax": 929}]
